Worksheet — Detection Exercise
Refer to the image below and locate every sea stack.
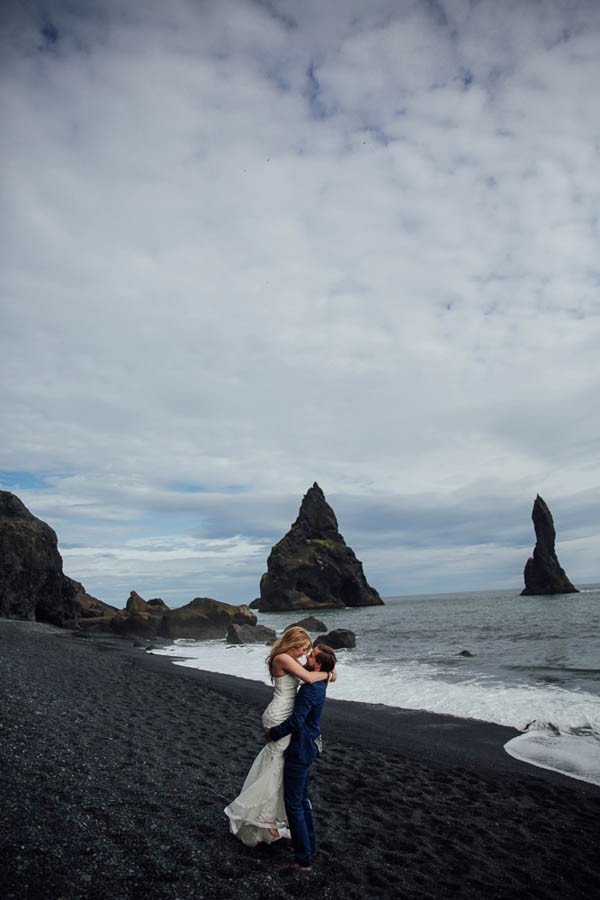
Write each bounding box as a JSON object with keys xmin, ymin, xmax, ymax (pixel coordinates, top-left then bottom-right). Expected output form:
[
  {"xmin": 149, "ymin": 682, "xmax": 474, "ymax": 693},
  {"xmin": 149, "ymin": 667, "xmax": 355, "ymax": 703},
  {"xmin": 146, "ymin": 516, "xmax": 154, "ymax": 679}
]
[
  {"xmin": 256, "ymin": 482, "xmax": 383, "ymax": 612},
  {"xmin": 521, "ymin": 495, "xmax": 579, "ymax": 595}
]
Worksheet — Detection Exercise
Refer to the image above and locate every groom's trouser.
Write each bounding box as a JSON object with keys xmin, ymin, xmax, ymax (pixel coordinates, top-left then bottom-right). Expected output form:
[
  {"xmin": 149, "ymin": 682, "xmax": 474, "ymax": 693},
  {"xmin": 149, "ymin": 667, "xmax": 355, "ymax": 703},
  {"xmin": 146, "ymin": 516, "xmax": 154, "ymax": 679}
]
[{"xmin": 283, "ymin": 760, "xmax": 316, "ymax": 867}]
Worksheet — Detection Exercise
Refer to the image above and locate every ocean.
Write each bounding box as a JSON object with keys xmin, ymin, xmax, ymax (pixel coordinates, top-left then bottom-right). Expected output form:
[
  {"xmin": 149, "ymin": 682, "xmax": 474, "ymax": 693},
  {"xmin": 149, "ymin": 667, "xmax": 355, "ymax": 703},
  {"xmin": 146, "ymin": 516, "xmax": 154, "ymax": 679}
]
[{"xmin": 152, "ymin": 586, "xmax": 600, "ymax": 786}]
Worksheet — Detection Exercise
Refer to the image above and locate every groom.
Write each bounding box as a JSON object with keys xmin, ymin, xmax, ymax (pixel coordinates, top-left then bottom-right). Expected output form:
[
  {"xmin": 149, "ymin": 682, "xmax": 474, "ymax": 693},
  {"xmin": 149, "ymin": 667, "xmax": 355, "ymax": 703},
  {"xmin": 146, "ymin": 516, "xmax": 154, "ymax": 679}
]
[{"xmin": 265, "ymin": 643, "xmax": 337, "ymax": 872}]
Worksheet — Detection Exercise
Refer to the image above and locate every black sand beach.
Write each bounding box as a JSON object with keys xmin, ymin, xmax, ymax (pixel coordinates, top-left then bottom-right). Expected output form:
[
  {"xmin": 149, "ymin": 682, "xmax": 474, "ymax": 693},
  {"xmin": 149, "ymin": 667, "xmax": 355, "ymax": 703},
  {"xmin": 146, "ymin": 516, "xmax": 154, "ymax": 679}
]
[{"xmin": 1, "ymin": 620, "xmax": 599, "ymax": 899}]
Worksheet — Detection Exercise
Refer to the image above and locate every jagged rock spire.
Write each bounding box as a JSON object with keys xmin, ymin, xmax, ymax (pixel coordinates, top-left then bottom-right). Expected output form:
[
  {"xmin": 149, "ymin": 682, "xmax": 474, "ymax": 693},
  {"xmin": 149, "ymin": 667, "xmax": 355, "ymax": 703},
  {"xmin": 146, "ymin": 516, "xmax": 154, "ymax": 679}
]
[
  {"xmin": 521, "ymin": 495, "xmax": 578, "ymax": 595},
  {"xmin": 291, "ymin": 482, "xmax": 338, "ymax": 537},
  {"xmin": 257, "ymin": 483, "xmax": 383, "ymax": 612}
]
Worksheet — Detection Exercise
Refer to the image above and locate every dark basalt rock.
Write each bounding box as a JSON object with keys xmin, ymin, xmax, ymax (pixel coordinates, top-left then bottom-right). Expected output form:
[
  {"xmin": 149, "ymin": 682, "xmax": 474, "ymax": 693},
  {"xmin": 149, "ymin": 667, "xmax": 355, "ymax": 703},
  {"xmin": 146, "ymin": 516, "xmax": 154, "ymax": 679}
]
[
  {"xmin": 521, "ymin": 495, "xmax": 579, "ymax": 596},
  {"xmin": 67, "ymin": 577, "xmax": 119, "ymax": 632},
  {"xmin": 109, "ymin": 591, "xmax": 169, "ymax": 638},
  {"xmin": 157, "ymin": 596, "xmax": 256, "ymax": 640},
  {"xmin": 226, "ymin": 623, "xmax": 276, "ymax": 644},
  {"xmin": 0, "ymin": 491, "xmax": 80, "ymax": 627},
  {"xmin": 69, "ymin": 578, "xmax": 117, "ymax": 619},
  {"xmin": 315, "ymin": 628, "xmax": 356, "ymax": 650},
  {"xmin": 257, "ymin": 483, "xmax": 383, "ymax": 612},
  {"xmin": 147, "ymin": 597, "xmax": 169, "ymax": 614},
  {"xmin": 81, "ymin": 588, "xmax": 255, "ymax": 641},
  {"xmin": 287, "ymin": 616, "xmax": 327, "ymax": 633}
]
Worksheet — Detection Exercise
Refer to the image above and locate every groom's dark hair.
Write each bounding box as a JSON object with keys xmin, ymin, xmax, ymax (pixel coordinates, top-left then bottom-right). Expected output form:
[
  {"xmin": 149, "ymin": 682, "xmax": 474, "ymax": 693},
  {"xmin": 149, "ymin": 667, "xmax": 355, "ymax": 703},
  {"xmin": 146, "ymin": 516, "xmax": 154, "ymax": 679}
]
[{"xmin": 313, "ymin": 643, "xmax": 336, "ymax": 673}]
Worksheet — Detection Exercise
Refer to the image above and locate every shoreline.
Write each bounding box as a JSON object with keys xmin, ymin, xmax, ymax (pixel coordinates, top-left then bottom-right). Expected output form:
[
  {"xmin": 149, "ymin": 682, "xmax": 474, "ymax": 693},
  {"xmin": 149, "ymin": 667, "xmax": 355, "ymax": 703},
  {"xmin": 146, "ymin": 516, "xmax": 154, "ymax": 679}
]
[
  {"xmin": 2, "ymin": 620, "xmax": 600, "ymax": 898},
  {"xmin": 138, "ymin": 645, "xmax": 592, "ymax": 790},
  {"xmin": 144, "ymin": 637, "xmax": 600, "ymax": 791}
]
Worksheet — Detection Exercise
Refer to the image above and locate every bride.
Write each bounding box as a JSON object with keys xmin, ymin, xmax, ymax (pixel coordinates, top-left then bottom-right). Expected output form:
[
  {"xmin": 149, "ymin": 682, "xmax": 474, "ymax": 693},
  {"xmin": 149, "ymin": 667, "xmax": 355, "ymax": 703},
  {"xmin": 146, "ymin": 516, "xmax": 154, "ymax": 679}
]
[{"xmin": 224, "ymin": 626, "xmax": 335, "ymax": 847}]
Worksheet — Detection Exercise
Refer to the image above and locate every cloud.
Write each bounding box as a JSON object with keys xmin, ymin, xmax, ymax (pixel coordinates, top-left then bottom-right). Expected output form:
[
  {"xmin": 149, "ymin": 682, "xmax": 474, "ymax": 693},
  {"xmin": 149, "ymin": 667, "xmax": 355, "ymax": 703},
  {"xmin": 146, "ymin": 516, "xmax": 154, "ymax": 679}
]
[{"xmin": 1, "ymin": 0, "xmax": 599, "ymax": 605}]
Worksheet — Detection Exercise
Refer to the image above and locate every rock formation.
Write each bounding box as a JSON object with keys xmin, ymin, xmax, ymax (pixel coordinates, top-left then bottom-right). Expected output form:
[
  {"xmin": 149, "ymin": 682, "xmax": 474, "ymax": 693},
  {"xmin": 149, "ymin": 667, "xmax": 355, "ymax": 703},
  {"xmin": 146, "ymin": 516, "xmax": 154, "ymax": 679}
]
[
  {"xmin": 109, "ymin": 591, "xmax": 170, "ymax": 638},
  {"xmin": 287, "ymin": 616, "xmax": 327, "ymax": 633},
  {"xmin": 157, "ymin": 597, "xmax": 256, "ymax": 640},
  {"xmin": 0, "ymin": 491, "xmax": 260, "ymax": 639},
  {"xmin": 78, "ymin": 590, "xmax": 257, "ymax": 640},
  {"xmin": 521, "ymin": 495, "xmax": 579, "ymax": 595},
  {"xmin": 0, "ymin": 491, "xmax": 80, "ymax": 627},
  {"xmin": 67, "ymin": 577, "xmax": 119, "ymax": 629},
  {"xmin": 315, "ymin": 628, "xmax": 356, "ymax": 650},
  {"xmin": 256, "ymin": 483, "xmax": 383, "ymax": 612},
  {"xmin": 226, "ymin": 623, "xmax": 276, "ymax": 644}
]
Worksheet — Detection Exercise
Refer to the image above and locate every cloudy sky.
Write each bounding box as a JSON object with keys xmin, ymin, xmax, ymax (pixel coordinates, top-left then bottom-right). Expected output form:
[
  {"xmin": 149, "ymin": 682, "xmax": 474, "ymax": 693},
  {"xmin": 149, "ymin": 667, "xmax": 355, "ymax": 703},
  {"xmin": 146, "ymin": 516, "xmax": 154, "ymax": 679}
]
[{"xmin": 1, "ymin": 0, "xmax": 599, "ymax": 608}]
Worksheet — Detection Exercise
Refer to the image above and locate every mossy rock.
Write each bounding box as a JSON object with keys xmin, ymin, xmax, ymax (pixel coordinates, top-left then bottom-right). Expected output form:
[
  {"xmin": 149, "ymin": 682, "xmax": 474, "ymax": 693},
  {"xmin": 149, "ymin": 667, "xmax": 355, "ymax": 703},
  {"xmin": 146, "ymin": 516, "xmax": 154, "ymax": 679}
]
[
  {"xmin": 257, "ymin": 483, "xmax": 383, "ymax": 612},
  {"xmin": 158, "ymin": 597, "xmax": 256, "ymax": 640}
]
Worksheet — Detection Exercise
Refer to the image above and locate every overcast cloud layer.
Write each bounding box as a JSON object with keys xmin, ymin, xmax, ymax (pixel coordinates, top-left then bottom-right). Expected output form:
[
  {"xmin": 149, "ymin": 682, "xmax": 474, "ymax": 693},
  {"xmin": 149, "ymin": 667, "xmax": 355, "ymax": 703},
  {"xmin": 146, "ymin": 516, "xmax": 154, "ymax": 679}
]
[{"xmin": 1, "ymin": 0, "xmax": 599, "ymax": 607}]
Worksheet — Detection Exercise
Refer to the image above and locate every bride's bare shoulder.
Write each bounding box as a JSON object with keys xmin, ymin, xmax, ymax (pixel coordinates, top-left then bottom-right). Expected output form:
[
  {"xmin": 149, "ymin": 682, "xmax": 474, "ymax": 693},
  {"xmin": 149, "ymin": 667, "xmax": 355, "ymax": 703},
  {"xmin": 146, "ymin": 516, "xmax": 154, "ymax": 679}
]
[
  {"xmin": 272, "ymin": 653, "xmax": 294, "ymax": 674},
  {"xmin": 271, "ymin": 652, "xmax": 293, "ymax": 676}
]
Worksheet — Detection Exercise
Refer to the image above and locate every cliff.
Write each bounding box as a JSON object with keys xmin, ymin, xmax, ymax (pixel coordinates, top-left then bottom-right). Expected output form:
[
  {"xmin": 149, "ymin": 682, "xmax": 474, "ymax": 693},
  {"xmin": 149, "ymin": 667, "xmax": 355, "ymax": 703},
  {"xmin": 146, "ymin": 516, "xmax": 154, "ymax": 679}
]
[{"xmin": 0, "ymin": 491, "xmax": 80, "ymax": 627}]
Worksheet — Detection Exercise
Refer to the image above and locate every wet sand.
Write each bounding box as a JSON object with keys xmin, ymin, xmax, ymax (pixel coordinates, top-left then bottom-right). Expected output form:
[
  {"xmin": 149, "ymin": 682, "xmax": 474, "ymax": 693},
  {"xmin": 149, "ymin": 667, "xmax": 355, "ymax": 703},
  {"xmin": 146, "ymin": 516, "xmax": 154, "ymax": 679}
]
[{"xmin": 1, "ymin": 619, "xmax": 599, "ymax": 899}]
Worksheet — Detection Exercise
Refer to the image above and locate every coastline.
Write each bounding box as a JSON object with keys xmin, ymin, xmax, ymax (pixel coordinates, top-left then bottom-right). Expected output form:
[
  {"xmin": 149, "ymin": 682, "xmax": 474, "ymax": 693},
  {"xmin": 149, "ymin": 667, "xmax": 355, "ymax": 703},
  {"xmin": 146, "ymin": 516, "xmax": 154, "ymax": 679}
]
[{"xmin": 1, "ymin": 620, "xmax": 599, "ymax": 899}]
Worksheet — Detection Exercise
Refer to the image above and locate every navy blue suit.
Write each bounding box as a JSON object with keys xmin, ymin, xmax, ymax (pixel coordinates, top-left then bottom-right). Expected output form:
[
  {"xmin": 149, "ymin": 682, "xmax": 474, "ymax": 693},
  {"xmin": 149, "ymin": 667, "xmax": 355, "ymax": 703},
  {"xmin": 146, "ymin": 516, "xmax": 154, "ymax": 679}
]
[{"xmin": 269, "ymin": 681, "xmax": 326, "ymax": 867}]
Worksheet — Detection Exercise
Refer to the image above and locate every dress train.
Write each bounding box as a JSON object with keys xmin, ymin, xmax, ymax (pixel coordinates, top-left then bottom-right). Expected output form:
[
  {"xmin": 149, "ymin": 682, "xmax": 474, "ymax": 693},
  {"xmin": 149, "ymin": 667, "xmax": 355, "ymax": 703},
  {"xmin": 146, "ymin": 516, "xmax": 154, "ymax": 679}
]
[{"xmin": 224, "ymin": 674, "xmax": 298, "ymax": 847}]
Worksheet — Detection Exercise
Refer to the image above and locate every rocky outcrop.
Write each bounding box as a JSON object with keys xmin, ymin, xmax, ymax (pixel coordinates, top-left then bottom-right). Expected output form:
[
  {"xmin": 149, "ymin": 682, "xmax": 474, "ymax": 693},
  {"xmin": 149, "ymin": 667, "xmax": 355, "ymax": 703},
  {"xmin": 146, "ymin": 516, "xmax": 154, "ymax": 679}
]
[
  {"xmin": 109, "ymin": 591, "xmax": 169, "ymax": 638},
  {"xmin": 315, "ymin": 628, "xmax": 356, "ymax": 650},
  {"xmin": 0, "ymin": 491, "xmax": 80, "ymax": 627},
  {"xmin": 0, "ymin": 491, "xmax": 264, "ymax": 639},
  {"xmin": 69, "ymin": 578, "xmax": 116, "ymax": 617},
  {"xmin": 226, "ymin": 623, "xmax": 276, "ymax": 644},
  {"xmin": 66, "ymin": 577, "xmax": 119, "ymax": 632},
  {"xmin": 77, "ymin": 589, "xmax": 256, "ymax": 641},
  {"xmin": 287, "ymin": 616, "xmax": 327, "ymax": 633},
  {"xmin": 257, "ymin": 483, "xmax": 383, "ymax": 612},
  {"xmin": 521, "ymin": 495, "xmax": 579, "ymax": 595},
  {"xmin": 158, "ymin": 597, "xmax": 256, "ymax": 641}
]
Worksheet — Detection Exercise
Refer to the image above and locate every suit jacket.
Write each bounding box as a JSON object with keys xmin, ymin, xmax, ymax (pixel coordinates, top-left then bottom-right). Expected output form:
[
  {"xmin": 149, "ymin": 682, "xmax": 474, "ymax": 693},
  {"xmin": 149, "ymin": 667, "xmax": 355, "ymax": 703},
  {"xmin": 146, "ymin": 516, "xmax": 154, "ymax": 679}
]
[{"xmin": 268, "ymin": 680, "xmax": 326, "ymax": 766}]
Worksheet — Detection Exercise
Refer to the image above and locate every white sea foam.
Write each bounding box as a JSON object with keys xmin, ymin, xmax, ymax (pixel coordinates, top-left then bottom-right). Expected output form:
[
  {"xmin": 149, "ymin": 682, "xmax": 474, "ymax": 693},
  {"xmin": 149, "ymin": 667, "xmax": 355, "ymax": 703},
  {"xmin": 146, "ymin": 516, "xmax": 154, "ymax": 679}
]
[
  {"xmin": 504, "ymin": 732, "xmax": 600, "ymax": 786},
  {"xmin": 152, "ymin": 639, "xmax": 600, "ymax": 785},
  {"xmin": 333, "ymin": 660, "xmax": 600, "ymax": 734},
  {"xmin": 152, "ymin": 588, "xmax": 600, "ymax": 786}
]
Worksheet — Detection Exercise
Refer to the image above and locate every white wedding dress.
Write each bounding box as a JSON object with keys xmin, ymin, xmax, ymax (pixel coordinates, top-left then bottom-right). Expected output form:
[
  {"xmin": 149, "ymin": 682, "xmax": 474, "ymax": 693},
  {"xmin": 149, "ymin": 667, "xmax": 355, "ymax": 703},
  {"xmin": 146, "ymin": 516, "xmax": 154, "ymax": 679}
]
[{"xmin": 224, "ymin": 673, "xmax": 299, "ymax": 846}]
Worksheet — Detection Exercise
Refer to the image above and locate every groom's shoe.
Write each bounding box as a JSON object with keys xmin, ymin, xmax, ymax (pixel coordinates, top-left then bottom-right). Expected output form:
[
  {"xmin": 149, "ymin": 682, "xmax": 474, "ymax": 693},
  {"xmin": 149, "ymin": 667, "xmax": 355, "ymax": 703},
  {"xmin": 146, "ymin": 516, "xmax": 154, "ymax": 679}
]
[{"xmin": 275, "ymin": 861, "xmax": 312, "ymax": 873}]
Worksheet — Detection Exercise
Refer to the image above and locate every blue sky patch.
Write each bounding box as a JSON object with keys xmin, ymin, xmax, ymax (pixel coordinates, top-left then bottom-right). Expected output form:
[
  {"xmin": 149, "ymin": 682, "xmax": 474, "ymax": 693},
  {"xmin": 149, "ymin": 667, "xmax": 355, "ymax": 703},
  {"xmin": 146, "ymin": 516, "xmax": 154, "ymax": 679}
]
[{"xmin": 0, "ymin": 471, "xmax": 54, "ymax": 491}]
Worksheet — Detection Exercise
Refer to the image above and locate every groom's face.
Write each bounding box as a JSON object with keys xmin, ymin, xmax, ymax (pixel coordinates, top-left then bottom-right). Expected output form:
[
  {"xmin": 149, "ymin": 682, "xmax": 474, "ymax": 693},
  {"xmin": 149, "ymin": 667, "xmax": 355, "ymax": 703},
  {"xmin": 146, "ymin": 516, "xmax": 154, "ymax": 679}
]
[{"xmin": 305, "ymin": 649, "xmax": 322, "ymax": 671}]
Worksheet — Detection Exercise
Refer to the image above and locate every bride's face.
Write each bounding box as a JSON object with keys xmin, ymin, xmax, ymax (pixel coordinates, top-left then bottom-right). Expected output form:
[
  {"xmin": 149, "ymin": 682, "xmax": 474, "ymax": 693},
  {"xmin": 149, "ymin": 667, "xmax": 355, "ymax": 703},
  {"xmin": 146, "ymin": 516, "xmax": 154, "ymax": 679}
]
[{"xmin": 289, "ymin": 643, "xmax": 311, "ymax": 661}]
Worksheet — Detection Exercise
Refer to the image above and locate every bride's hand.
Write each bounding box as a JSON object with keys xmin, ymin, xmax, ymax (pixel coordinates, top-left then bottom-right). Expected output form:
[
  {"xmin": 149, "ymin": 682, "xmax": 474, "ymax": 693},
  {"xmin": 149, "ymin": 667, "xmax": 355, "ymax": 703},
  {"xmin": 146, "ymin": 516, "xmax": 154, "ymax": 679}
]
[{"xmin": 328, "ymin": 670, "xmax": 337, "ymax": 683}]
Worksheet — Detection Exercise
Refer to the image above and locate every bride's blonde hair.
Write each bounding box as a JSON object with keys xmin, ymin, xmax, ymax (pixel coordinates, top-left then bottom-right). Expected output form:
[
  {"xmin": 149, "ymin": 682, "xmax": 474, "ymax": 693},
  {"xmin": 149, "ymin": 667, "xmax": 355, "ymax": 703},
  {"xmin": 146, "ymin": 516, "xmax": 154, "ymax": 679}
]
[{"xmin": 266, "ymin": 626, "xmax": 312, "ymax": 677}]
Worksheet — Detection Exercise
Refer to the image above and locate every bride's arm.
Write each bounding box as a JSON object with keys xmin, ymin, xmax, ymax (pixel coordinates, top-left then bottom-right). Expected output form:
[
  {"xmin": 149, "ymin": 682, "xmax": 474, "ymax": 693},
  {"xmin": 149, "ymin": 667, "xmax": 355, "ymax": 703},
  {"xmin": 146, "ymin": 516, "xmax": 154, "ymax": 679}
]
[{"xmin": 275, "ymin": 653, "xmax": 332, "ymax": 683}]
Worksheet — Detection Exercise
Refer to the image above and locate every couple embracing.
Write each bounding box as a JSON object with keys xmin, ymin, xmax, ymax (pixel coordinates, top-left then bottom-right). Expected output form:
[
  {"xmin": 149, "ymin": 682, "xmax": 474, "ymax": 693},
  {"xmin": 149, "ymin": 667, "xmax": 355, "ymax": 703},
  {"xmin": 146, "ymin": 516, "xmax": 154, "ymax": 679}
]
[{"xmin": 224, "ymin": 627, "xmax": 337, "ymax": 872}]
